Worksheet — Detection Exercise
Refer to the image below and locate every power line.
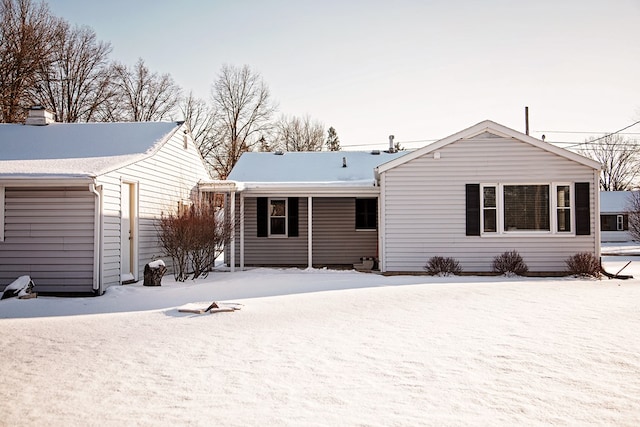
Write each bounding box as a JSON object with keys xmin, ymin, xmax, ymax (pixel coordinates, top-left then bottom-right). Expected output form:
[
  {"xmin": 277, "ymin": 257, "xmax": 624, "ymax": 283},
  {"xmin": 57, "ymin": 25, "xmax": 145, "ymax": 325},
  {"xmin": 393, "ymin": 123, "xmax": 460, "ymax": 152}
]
[
  {"xmin": 562, "ymin": 120, "xmax": 640, "ymax": 149},
  {"xmin": 341, "ymin": 122, "xmax": 640, "ymax": 150}
]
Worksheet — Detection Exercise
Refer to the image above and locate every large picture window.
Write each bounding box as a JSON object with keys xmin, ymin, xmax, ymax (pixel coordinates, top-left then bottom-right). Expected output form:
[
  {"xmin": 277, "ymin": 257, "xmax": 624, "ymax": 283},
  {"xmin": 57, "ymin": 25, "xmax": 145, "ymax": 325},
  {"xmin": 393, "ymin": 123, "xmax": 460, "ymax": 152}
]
[
  {"xmin": 479, "ymin": 183, "xmax": 573, "ymax": 235},
  {"xmin": 504, "ymin": 185, "xmax": 549, "ymax": 231}
]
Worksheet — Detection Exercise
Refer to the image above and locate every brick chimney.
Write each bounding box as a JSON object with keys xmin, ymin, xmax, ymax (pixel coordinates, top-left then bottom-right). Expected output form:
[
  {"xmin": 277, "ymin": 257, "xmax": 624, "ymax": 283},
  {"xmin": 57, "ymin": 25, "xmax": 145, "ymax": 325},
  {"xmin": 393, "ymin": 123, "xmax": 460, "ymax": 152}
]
[{"xmin": 25, "ymin": 105, "xmax": 55, "ymax": 125}]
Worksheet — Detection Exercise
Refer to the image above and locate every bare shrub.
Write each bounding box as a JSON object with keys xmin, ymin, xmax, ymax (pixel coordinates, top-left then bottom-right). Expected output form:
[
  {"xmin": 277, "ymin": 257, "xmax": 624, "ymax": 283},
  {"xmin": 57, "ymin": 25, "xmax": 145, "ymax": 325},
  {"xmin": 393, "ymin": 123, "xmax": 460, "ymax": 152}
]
[
  {"xmin": 425, "ymin": 256, "xmax": 462, "ymax": 276},
  {"xmin": 566, "ymin": 252, "xmax": 601, "ymax": 278},
  {"xmin": 157, "ymin": 199, "xmax": 232, "ymax": 281},
  {"xmin": 492, "ymin": 250, "xmax": 528, "ymax": 276}
]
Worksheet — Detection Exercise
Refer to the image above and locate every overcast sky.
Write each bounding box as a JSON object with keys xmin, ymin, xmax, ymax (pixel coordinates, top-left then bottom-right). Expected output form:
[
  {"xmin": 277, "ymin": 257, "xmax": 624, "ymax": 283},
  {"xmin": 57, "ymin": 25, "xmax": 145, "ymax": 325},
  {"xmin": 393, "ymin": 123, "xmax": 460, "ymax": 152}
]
[{"xmin": 47, "ymin": 0, "xmax": 640, "ymax": 150}]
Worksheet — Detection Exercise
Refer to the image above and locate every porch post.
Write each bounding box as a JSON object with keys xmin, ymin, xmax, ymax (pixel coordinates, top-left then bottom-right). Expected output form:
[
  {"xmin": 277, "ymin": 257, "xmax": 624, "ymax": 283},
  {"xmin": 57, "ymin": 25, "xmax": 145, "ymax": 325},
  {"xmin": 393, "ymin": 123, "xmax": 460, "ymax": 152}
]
[
  {"xmin": 308, "ymin": 196, "xmax": 313, "ymax": 269},
  {"xmin": 230, "ymin": 191, "xmax": 235, "ymax": 272}
]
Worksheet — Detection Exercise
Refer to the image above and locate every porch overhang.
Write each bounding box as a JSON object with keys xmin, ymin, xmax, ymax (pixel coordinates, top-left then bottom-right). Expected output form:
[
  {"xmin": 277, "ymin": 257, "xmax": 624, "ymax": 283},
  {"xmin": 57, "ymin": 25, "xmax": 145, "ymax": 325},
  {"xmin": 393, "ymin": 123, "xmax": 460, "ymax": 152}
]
[{"xmin": 198, "ymin": 179, "xmax": 382, "ymax": 272}]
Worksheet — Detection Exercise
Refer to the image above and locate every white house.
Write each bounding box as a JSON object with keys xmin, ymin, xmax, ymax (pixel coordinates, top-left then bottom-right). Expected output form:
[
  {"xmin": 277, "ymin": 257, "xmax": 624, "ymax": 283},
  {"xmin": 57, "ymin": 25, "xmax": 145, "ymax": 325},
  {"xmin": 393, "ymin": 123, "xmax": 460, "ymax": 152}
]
[
  {"xmin": 0, "ymin": 107, "xmax": 211, "ymax": 295},
  {"xmin": 600, "ymin": 191, "xmax": 636, "ymax": 242},
  {"xmin": 210, "ymin": 120, "xmax": 601, "ymax": 275}
]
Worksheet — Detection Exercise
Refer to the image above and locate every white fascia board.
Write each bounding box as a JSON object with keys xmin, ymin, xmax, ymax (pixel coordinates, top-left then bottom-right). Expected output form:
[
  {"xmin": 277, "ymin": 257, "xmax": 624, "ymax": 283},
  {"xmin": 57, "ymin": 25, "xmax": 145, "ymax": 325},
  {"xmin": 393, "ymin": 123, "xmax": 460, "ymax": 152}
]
[
  {"xmin": 376, "ymin": 120, "xmax": 601, "ymax": 174},
  {"xmin": 198, "ymin": 180, "xmax": 240, "ymax": 192},
  {"xmin": 0, "ymin": 176, "xmax": 94, "ymax": 186},
  {"xmin": 239, "ymin": 181, "xmax": 380, "ymax": 197}
]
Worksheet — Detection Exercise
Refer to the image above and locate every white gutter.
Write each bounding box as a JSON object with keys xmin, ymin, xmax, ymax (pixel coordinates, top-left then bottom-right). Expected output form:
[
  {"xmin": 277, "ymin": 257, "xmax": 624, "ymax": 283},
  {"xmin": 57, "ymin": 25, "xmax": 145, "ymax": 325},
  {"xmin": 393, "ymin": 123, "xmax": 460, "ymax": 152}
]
[
  {"xmin": 90, "ymin": 182, "xmax": 103, "ymax": 294},
  {"xmin": 0, "ymin": 176, "xmax": 94, "ymax": 187}
]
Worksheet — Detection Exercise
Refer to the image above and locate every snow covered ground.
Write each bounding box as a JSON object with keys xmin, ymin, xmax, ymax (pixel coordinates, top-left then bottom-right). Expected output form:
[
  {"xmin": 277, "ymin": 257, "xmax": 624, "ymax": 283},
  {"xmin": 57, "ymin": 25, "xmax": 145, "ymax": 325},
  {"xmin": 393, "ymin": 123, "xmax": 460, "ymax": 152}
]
[{"xmin": 1, "ymin": 253, "xmax": 640, "ymax": 426}]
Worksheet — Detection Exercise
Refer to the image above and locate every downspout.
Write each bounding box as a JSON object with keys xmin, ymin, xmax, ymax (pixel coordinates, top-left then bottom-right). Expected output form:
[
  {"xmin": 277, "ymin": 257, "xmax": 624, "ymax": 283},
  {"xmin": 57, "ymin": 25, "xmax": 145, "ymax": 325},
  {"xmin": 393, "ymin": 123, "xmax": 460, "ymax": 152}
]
[{"xmin": 90, "ymin": 182, "xmax": 103, "ymax": 295}]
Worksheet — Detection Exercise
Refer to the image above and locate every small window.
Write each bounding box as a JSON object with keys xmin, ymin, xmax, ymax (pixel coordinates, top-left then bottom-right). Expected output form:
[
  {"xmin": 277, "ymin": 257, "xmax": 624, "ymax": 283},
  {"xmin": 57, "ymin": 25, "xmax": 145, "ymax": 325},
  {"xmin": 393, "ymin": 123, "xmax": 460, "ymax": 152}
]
[
  {"xmin": 269, "ymin": 199, "xmax": 287, "ymax": 236},
  {"xmin": 356, "ymin": 198, "xmax": 377, "ymax": 230},
  {"xmin": 556, "ymin": 185, "xmax": 571, "ymax": 232},
  {"xmin": 483, "ymin": 186, "xmax": 497, "ymax": 233},
  {"xmin": 617, "ymin": 215, "xmax": 625, "ymax": 231}
]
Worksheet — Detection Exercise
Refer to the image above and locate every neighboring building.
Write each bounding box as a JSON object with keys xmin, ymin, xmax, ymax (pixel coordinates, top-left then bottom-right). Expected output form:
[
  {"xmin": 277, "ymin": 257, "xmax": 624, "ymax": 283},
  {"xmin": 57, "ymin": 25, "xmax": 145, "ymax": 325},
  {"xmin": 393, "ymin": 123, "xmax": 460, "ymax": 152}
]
[
  {"xmin": 600, "ymin": 191, "xmax": 635, "ymax": 242},
  {"xmin": 210, "ymin": 120, "xmax": 601, "ymax": 274},
  {"xmin": 0, "ymin": 107, "xmax": 210, "ymax": 294}
]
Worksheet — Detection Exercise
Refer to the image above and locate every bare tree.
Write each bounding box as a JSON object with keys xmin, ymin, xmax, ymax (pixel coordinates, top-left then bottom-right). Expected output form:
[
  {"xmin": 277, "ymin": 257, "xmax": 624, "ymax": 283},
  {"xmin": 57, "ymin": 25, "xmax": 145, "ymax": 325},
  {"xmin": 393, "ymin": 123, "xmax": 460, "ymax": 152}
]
[
  {"xmin": 275, "ymin": 114, "xmax": 324, "ymax": 151},
  {"xmin": 28, "ymin": 21, "xmax": 113, "ymax": 122},
  {"xmin": 626, "ymin": 191, "xmax": 640, "ymax": 241},
  {"xmin": 326, "ymin": 126, "xmax": 341, "ymax": 151},
  {"xmin": 579, "ymin": 134, "xmax": 639, "ymax": 191},
  {"xmin": 202, "ymin": 64, "xmax": 276, "ymax": 179},
  {"xmin": 179, "ymin": 91, "xmax": 215, "ymax": 156},
  {"xmin": 104, "ymin": 58, "xmax": 181, "ymax": 122},
  {"xmin": 0, "ymin": 0, "xmax": 55, "ymax": 122}
]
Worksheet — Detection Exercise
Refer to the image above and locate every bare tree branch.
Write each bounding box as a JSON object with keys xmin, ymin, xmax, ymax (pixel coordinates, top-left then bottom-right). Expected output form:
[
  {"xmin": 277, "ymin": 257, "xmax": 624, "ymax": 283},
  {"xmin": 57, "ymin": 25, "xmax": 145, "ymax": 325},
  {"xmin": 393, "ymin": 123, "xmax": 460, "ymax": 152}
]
[
  {"xmin": 0, "ymin": 0, "xmax": 56, "ymax": 122},
  {"xmin": 579, "ymin": 134, "xmax": 639, "ymax": 191},
  {"xmin": 102, "ymin": 58, "xmax": 181, "ymax": 122},
  {"xmin": 27, "ymin": 21, "xmax": 114, "ymax": 122},
  {"xmin": 201, "ymin": 64, "xmax": 276, "ymax": 179},
  {"xmin": 274, "ymin": 114, "xmax": 325, "ymax": 151}
]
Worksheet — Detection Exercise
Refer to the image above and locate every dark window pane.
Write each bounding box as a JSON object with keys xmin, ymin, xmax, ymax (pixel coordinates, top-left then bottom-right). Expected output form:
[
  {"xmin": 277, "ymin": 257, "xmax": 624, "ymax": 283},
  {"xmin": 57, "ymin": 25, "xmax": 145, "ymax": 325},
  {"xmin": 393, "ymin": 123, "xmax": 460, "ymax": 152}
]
[
  {"xmin": 271, "ymin": 217, "xmax": 286, "ymax": 235},
  {"xmin": 484, "ymin": 209, "xmax": 496, "ymax": 232},
  {"xmin": 557, "ymin": 208, "xmax": 571, "ymax": 232},
  {"xmin": 356, "ymin": 198, "xmax": 377, "ymax": 229},
  {"xmin": 504, "ymin": 185, "xmax": 549, "ymax": 231},
  {"xmin": 601, "ymin": 215, "xmax": 617, "ymax": 231}
]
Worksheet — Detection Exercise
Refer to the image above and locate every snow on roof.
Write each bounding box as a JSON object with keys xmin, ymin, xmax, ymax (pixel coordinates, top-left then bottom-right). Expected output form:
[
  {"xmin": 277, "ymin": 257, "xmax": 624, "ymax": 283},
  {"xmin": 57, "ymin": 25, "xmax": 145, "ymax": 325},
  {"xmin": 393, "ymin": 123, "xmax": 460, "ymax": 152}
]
[
  {"xmin": 0, "ymin": 121, "xmax": 182, "ymax": 176},
  {"xmin": 600, "ymin": 191, "xmax": 637, "ymax": 213},
  {"xmin": 227, "ymin": 151, "xmax": 409, "ymax": 185}
]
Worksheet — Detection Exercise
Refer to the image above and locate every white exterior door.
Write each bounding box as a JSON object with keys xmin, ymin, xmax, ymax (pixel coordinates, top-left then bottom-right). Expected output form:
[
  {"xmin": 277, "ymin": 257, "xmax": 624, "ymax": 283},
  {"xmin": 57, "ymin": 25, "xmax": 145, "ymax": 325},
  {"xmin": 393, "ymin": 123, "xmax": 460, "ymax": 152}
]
[{"xmin": 121, "ymin": 182, "xmax": 137, "ymax": 283}]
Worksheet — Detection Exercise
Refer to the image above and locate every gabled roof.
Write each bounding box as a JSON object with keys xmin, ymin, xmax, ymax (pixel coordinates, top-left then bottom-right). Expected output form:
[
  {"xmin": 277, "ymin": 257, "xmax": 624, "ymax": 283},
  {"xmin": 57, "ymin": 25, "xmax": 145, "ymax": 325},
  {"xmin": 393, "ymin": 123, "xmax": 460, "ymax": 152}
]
[
  {"xmin": 228, "ymin": 150, "xmax": 408, "ymax": 188},
  {"xmin": 0, "ymin": 121, "xmax": 183, "ymax": 177},
  {"xmin": 376, "ymin": 120, "xmax": 601, "ymax": 173}
]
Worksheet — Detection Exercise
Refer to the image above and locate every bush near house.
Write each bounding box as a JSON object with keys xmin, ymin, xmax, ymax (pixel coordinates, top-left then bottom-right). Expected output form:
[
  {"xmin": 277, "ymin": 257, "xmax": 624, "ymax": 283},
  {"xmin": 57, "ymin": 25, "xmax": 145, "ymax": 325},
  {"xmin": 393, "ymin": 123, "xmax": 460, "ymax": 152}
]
[
  {"xmin": 565, "ymin": 252, "xmax": 601, "ymax": 278},
  {"xmin": 424, "ymin": 256, "xmax": 462, "ymax": 276},
  {"xmin": 492, "ymin": 250, "xmax": 529, "ymax": 276},
  {"xmin": 157, "ymin": 200, "xmax": 232, "ymax": 281}
]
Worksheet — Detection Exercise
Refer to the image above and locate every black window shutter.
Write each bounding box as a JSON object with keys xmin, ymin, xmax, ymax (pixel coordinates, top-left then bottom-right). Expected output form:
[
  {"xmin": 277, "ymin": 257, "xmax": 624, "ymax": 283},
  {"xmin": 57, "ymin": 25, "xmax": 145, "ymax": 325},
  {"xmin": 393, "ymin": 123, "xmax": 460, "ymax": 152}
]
[
  {"xmin": 466, "ymin": 184, "xmax": 480, "ymax": 236},
  {"xmin": 575, "ymin": 182, "xmax": 590, "ymax": 235},
  {"xmin": 257, "ymin": 197, "xmax": 268, "ymax": 237},
  {"xmin": 288, "ymin": 197, "xmax": 299, "ymax": 237}
]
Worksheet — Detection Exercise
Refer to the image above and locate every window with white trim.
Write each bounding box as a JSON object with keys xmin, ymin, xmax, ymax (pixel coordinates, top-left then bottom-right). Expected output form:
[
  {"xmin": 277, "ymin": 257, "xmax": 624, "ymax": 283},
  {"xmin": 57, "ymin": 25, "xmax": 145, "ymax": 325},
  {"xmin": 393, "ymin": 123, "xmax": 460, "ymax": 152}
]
[
  {"xmin": 269, "ymin": 198, "xmax": 287, "ymax": 236},
  {"xmin": 601, "ymin": 214, "xmax": 628, "ymax": 231},
  {"xmin": 480, "ymin": 183, "xmax": 573, "ymax": 234}
]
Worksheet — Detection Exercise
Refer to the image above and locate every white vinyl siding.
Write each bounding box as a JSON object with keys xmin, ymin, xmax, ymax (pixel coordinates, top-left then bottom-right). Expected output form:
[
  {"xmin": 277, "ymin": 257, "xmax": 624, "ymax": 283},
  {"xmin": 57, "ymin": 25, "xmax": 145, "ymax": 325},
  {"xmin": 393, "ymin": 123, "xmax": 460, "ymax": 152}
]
[
  {"xmin": 380, "ymin": 132, "xmax": 598, "ymax": 273},
  {"xmin": 97, "ymin": 125, "xmax": 210, "ymax": 287},
  {"xmin": 0, "ymin": 187, "xmax": 95, "ymax": 293}
]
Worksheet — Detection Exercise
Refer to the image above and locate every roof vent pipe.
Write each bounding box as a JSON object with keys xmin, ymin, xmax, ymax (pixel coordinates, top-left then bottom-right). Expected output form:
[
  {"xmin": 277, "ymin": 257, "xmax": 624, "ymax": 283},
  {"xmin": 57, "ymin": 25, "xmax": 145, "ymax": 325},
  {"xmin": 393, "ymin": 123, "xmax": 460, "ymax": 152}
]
[
  {"xmin": 388, "ymin": 135, "xmax": 395, "ymax": 153},
  {"xmin": 342, "ymin": 156, "xmax": 347, "ymax": 168}
]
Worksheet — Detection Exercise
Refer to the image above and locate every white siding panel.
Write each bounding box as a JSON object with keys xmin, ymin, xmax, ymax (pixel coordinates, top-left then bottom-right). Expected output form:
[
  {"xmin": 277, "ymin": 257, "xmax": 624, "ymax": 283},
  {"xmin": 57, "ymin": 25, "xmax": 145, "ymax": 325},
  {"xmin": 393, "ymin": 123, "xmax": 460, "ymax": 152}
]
[
  {"xmin": 97, "ymin": 126, "xmax": 210, "ymax": 287},
  {"xmin": 0, "ymin": 187, "xmax": 95, "ymax": 293},
  {"xmin": 381, "ymin": 135, "xmax": 598, "ymax": 273}
]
